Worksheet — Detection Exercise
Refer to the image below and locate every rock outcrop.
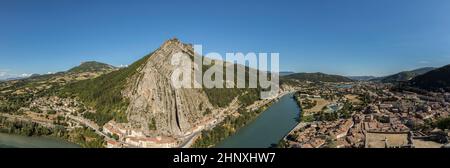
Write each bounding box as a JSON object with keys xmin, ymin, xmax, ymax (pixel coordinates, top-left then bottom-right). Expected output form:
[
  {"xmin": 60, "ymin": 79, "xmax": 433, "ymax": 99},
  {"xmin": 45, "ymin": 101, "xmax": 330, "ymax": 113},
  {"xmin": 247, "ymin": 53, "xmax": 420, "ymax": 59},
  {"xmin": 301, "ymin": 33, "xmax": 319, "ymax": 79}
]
[{"xmin": 124, "ymin": 39, "xmax": 214, "ymax": 136}]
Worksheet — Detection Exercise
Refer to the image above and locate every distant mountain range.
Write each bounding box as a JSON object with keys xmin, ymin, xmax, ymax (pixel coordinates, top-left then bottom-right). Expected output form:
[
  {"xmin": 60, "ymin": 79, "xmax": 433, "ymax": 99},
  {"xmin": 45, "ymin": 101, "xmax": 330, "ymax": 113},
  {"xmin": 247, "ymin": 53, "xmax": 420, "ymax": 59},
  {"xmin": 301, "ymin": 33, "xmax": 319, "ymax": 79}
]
[
  {"xmin": 0, "ymin": 61, "xmax": 117, "ymax": 83},
  {"xmin": 279, "ymin": 71, "xmax": 295, "ymax": 76},
  {"xmin": 0, "ymin": 73, "xmax": 39, "ymax": 82},
  {"xmin": 0, "ymin": 77, "xmax": 25, "ymax": 82},
  {"xmin": 410, "ymin": 65, "xmax": 450, "ymax": 91},
  {"xmin": 282, "ymin": 72, "xmax": 353, "ymax": 83},
  {"xmin": 347, "ymin": 76, "xmax": 377, "ymax": 81},
  {"xmin": 370, "ymin": 67, "xmax": 436, "ymax": 83},
  {"xmin": 281, "ymin": 66, "xmax": 443, "ymax": 85}
]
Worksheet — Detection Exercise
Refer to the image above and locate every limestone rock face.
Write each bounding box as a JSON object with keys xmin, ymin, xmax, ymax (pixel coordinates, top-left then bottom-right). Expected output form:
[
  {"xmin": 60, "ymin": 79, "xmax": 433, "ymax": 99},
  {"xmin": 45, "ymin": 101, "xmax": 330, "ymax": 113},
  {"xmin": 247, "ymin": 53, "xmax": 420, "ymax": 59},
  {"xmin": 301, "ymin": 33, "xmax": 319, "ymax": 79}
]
[{"xmin": 124, "ymin": 39, "xmax": 214, "ymax": 136}]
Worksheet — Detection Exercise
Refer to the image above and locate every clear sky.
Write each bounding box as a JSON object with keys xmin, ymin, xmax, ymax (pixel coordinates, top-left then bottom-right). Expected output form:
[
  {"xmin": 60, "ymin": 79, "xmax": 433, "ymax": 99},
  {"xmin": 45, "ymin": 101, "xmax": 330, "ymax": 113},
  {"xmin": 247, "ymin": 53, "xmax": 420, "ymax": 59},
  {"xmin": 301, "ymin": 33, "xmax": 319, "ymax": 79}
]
[{"xmin": 1, "ymin": 0, "xmax": 450, "ymax": 79}]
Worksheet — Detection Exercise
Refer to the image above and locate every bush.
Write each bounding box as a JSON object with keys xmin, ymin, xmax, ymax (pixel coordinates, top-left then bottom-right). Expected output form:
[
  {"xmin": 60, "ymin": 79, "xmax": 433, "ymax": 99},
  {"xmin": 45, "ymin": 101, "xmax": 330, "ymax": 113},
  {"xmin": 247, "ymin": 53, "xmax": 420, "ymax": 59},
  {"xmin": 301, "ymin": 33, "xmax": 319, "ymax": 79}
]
[
  {"xmin": 47, "ymin": 109, "xmax": 56, "ymax": 115},
  {"xmin": 148, "ymin": 118, "xmax": 157, "ymax": 130},
  {"xmin": 436, "ymin": 117, "xmax": 450, "ymax": 130},
  {"xmin": 30, "ymin": 107, "xmax": 43, "ymax": 113}
]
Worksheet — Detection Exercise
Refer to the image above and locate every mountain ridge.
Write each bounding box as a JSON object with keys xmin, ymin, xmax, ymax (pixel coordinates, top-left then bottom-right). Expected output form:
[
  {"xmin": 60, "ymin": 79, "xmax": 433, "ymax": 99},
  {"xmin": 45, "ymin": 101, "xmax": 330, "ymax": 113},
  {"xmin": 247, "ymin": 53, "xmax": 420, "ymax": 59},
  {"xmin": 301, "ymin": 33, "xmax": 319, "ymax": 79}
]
[
  {"xmin": 282, "ymin": 72, "xmax": 353, "ymax": 83},
  {"xmin": 371, "ymin": 67, "xmax": 436, "ymax": 83},
  {"xmin": 410, "ymin": 64, "xmax": 450, "ymax": 91}
]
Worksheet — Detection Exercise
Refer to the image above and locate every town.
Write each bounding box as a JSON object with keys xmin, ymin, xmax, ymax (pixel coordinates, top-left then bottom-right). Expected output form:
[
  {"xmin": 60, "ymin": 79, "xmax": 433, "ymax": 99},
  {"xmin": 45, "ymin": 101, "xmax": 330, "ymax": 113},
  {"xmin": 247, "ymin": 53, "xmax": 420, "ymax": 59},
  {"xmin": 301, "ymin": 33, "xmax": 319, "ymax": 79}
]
[{"xmin": 281, "ymin": 81, "xmax": 450, "ymax": 148}]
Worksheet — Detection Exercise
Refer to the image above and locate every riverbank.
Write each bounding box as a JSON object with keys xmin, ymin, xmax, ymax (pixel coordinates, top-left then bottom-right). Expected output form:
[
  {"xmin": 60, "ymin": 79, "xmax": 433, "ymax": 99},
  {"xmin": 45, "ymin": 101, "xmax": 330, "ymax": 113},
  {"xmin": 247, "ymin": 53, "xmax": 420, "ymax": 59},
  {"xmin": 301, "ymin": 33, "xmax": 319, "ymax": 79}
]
[
  {"xmin": 0, "ymin": 132, "xmax": 80, "ymax": 148},
  {"xmin": 191, "ymin": 92, "xmax": 294, "ymax": 148},
  {"xmin": 0, "ymin": 115, "xmax": 103, "ymax": 148},
  {"xmin": 191, "ymin": 100, "xmax": 275, "ymax": 147},
  {"xmin": 216, "ymin": 92, "xmax": 301, "ymax": 148}
]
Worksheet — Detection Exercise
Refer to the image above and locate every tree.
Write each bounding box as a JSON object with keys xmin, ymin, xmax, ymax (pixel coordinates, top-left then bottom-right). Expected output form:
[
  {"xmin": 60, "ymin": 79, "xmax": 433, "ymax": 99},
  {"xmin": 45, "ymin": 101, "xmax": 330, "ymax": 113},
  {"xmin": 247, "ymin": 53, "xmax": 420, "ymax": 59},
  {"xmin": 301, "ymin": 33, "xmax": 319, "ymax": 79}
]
[{"xmin": 436, "ymin": 117, "xmax": 450, "ymax": 130}]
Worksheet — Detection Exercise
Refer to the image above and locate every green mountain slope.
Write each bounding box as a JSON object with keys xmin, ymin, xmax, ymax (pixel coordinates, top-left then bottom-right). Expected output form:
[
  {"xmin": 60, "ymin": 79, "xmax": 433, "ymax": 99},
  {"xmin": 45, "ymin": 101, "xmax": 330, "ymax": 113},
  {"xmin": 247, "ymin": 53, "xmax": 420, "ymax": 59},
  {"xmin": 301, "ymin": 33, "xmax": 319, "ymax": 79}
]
[
  {"xmin": 410, "ymin": 65, "xmax": 450, "ymax": 91},
  {"xmin": 372, "ymin": 67, "xmax": 435, "ymax": 83},
  {"xmin": 59, "ymin": 55, "xmax": 151, "ymax": 125},
  {"xmin": 282, "ymin": 72, "xmax": 353, "ymax": 83},
  {"xmin": 68, "ymin": 61, "xmax": 116, "ymax": 73}
]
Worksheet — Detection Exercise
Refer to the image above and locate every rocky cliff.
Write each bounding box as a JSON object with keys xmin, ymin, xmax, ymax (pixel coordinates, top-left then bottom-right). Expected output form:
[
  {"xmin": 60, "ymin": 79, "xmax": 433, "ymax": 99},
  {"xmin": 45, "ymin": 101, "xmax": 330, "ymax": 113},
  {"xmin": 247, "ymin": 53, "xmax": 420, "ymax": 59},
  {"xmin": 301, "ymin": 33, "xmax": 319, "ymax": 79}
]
[{"xmin": 124, "ymin": 39, "xmax": 214, "ymax": 136}]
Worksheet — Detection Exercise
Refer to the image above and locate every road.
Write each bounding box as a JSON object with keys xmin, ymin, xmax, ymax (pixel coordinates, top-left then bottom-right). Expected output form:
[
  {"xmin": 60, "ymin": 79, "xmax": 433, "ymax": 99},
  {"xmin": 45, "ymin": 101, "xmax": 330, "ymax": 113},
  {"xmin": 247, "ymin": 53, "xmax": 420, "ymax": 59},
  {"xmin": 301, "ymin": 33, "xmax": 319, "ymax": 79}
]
[{"xmin": 65, "ymin": 114, "xmax": 115, "ymax": 142}]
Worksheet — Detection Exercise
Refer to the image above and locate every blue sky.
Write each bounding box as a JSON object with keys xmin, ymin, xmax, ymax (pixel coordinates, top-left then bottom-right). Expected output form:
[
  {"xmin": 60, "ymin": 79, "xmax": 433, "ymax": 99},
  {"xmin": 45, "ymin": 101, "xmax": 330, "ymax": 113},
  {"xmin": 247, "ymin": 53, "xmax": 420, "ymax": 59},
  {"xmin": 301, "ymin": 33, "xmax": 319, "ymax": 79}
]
[{"xmin": 1, "ymin": 0, "xmax": 450, "ymax": 79}]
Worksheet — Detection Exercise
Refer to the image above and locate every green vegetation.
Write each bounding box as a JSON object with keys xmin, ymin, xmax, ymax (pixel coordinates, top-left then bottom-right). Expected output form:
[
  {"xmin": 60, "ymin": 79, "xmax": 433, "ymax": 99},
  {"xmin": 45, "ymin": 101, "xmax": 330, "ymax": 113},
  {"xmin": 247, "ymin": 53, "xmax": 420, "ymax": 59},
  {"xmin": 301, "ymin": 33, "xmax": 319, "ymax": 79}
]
[
  {"xmin": 30, "ymin": 107, "xmax": 43, "ymax": 113},
  {"xmin": 359, "ymin": 93, "xmax": 373, "ymax": 106},
  {"xmin": 377, "ymin": 67, "xmax": 435, "ymax": 83},
  {"xmin": 68, "ymin": 61, "xmax": 115, "ymax": 73},
  {"xmin": 323, "ymin": 136, "xmax": 337, "ymax": 148},
  {"xmin": 293, "ymin": 92, "xmax": 305, "ymax": 122},
  {"xmin": 203, "ymin": 108, "xmax": 212, "ymax": 115},
  {"xmin": 293, "ymin": 92, "xmax": 315, "ymax": 122},
  {"xmin": 47, "ymin": 109, "xmax": 56, "ymax": 114},
  {"xmin": 337, "ymin": 101, "xmax": 353, "ymax": 119},
  {"xmin": 300, "ymin": 98, "xmax": 317, "ymax": 110},
  {"xmin": 0, "ymin": 73, "xmax": 66, "ymax": 115},
  {"xmin": 313, "ymin": 101, "xmax": 353, "ymax": 122},
  {"xmin": 68, "ymin": 127, "xmax": 105, "ymax": 148},
  {"xmin": 314, "ymin": 111, "xmax": 339, "ymax": 121},
  {"xmin": 436, "ymin": 117, "xmax": 450, "ymax": 130},
  {"xmin": 308, "ymin": 102, "xmax": 353, "ymax": 121},
  {"xmin": 293, "ymin": 91, "xmax": 354, "ymax": 122},
  {"xmin": 276, "ymin": 139, "xmax": 289, "ymax": 148},
  {"xmin": 202, "ymin": 63, "xmax": 262, "ymax": 108},
  {"xmin": 0, "ymin": 92, "xmax": 34, "ymax": 113},
  {"xmin": 0, "ymin": 116, "xmax": 65, "ymax": 137},
  {"xmin": 59, "ymin": 54, "xmax": 152, "ymax": 126},
  {"xmin": 111, "ymin": 133, "xmax": 119, "ymax": 140},
  {"xmin": 300, "ymin": 115, "xmax": 315, "ymax": 122},
  {"xmin": 53, "ymin": 115, "xmax": 68, "ymax": 126},
  {"xmin": 148, "ymin": 118, "xmax": 157, "ymax": 130},
  {"xmin": 410, "ymin": 65, "xmax": 450, "ymax": 92},
  {"xmin": 0, "ymin": 116, "xmax": 104, "ymax": 147}
]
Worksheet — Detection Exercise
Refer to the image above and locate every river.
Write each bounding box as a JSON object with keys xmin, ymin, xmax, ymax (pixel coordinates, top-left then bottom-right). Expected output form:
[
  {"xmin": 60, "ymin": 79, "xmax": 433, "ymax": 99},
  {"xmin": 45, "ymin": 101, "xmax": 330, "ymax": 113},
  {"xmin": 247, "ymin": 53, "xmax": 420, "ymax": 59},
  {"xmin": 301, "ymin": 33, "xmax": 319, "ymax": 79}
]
[
  {"xmin": 217, "ymin": 93, "xmax": 301, "ymax": 148},
  {"xmin": 0, "ymin": 133, "xmax": 80, "ymax": 148}
]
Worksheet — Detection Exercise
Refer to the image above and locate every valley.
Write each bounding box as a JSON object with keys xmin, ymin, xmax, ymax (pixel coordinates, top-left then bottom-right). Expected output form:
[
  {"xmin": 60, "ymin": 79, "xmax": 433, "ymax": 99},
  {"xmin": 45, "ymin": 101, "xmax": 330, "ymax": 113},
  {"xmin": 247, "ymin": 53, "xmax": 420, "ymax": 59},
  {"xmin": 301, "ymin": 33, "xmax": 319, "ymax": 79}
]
[
  {"xmin": 1, "ymin": 39, "xmax": 450, "ymax": 148},
  {"xmin": 0, "ymin": 39, "xmax": 279, "ymax": 148}
]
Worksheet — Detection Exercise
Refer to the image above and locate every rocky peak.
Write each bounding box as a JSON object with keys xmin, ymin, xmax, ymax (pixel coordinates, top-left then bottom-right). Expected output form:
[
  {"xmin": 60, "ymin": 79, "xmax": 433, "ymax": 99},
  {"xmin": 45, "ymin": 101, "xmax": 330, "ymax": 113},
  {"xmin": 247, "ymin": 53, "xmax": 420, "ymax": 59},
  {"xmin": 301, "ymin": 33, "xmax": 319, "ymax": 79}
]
[
  {"xmin": 123, "ymin": 39, "xmax": 213, "ymax": 137},
  {"xmin": 159, "ymin": 38, "xmax": 194, "ymax": 56}
]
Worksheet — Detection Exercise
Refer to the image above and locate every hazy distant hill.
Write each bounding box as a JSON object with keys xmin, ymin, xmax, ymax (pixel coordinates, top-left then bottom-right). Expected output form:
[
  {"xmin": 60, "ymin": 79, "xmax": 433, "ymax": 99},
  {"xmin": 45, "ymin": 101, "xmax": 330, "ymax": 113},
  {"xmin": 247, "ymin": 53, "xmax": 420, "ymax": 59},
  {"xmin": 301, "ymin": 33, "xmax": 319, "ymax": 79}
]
[
  {"xmin": 68, "ymin": 61, "xmax": 116, "ymax": 73},
  {"xmin": 3, "ymin": 62, "xmax": 116, "ymax": 83},
  {"xmin": 347, "ymin": 76, "xmax": 377, "ymax": 81},
  {"xmin": 410, "ymin": 65, "xmax": 450, "ymax": 91},
  {"xmin": 0, "ymin": 77, "xmax": 25, "ymax": 82},
  {"xmin": 371, "ymin": 67, "xmax": 436, "ymax": 83},
  {"xmin": 282, "ymin": 72, "xmax": 353, "ymax": 83},
  {"xmin": 279, "ymin": 71, "xmax": 295, "ymax": 76}
]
